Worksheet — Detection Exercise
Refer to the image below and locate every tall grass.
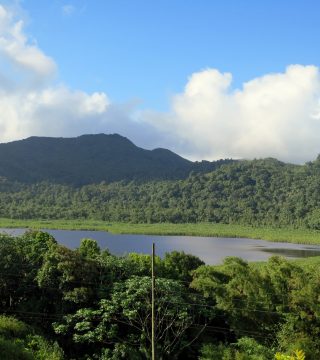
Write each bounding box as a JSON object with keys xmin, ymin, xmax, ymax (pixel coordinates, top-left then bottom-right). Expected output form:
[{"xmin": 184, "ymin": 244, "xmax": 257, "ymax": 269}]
[{"xmin": 1, "ymin": 218, "xmax": 320, "ymax": 244}]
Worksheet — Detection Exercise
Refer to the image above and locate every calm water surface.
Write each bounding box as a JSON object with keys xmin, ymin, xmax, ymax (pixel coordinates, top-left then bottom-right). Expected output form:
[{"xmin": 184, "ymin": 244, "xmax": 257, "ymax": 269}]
[{"xmin": 2, "ymin": 228, "xmax": 320, "ymax": 265}]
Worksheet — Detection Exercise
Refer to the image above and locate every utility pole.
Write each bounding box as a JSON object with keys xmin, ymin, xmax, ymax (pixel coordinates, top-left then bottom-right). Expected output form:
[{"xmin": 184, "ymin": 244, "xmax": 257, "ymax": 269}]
[{"xmin": 151, "ymin": 242, "xmax": 156, "ymax": 360}]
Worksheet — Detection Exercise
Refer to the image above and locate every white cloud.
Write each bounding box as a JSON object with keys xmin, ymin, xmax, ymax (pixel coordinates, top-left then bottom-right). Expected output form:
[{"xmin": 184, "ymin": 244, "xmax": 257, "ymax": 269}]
[
  {"xmin": 0, "ymin": 5, "xmax": 148, "ymax": 145},
  {"xmin": 0, "ymin": 5, "xmax": 56, "ymax": 79},
  {"xmin": 1, "ymin": 5, "xmax": 320, "ymax": 164},
  {"xmin": 145, "ymin": 65, "xmax": 320, "ymax": 163}
]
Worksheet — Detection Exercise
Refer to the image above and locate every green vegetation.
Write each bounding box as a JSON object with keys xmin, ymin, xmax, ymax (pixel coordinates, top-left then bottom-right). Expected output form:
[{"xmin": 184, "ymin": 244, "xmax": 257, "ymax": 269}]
[
  {"xmin": 0, "ymin": 134, "xmax": 230, "ymax": 185},
  {"xmin": 1, "ymin": 219, "xmax": 320, "ymax": 244},
  {"xmin": 1, "ymin": 157, "xmax": 320, "ymax": 234},
  {"xmin": 2, "ymin": 137, "xmax": 320, "ymax": 357},
  {"xmin": 1, "ymin": 139, "xmax": 320, "ymax": 357},
  {"xmin": 78, "ymin": 222, "xmax": 320, "ymax": 244},
  {"xmin": 0, "ymin": 230, "xmax": 319, "ymax": 359},
  {"xmin": 0, "ymin": 316, "xmax": 63, "ymax": 360}
]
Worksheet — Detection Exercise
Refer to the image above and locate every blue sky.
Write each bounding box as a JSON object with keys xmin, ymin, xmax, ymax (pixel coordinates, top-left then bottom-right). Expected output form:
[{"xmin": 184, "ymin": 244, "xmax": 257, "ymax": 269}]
[
  {"xmin": 21, "ymin": 0, "xmax": 320, "ymax": 109},
  {"xmin": 1, "ymin": 0, "xmax": 320, "ymax": 162}
]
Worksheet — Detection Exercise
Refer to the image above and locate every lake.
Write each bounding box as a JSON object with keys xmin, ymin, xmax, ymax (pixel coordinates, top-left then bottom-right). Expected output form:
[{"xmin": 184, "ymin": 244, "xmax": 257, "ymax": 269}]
[{"xmin": 1, "ymin": 228, "xmax": 320, "ymax": 265}]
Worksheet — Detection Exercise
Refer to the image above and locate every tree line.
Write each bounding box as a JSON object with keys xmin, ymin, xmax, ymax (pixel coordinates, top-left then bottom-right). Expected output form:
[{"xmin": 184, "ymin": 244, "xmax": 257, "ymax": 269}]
[{"xmin": 1, "ymin": 157, "xmax": 320, "ymax": 228}]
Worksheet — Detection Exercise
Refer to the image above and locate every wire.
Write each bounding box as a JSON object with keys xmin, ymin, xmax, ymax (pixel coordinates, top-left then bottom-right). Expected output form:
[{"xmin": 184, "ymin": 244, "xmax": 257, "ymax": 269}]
[
  {"xmin": 1, "ymin": 309, "xmax": 64, "ymax": 320},
  {"xmin": 0, "ymin": 308, "xmax": 276, "ymax": 340},
  {"xmin": 0, "ymin": 278, "xmax": 302, "ymax": 318},
  {"xmin": 158, "ymin": 299, "xmax": 291, "ymax": 316},
  {"xmin": 189, "ymin": 324, "xmax": 276, "ymax": 340},
  {"xmin": 0, "ymin": 269, "xmax": 300, "ymax": 307}
]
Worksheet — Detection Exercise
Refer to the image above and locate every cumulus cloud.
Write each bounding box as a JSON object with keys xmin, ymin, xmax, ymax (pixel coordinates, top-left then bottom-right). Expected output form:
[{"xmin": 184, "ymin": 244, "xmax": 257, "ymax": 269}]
[
  {"xmin": 0, "ymin": 5, "xmax": 56, "ymax": 80},
  {"xmin": 0, "ymin": 5, "xmax": 153, "ymax": 146},
  {"xmin": 1, "ymin": 4, "xmax": 320, "ymax": 164},
  {"xmin": 145, "ymin": 66, "xmax": 320, "ymax": 163}
]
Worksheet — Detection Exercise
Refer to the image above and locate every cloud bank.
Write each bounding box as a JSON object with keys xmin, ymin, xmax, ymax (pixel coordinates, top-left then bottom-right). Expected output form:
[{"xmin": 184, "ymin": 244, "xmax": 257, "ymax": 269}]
[
  {"xmin": 146, "ymin": 66, "xmax": 320, "ymax": 163},
  {"xmin": 1, "ymin": 4, "xmax": 320, "ymax": 163},
  {"xmin": 0, "ymin": 5, "xmax": 152, "ymax": 145}
]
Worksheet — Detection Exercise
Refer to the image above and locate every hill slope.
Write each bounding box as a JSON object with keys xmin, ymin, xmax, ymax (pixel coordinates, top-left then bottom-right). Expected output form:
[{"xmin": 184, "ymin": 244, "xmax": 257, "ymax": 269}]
[
  {"xmin": 2, "ymin": 157, "xmax": 320, "ymax": 228},
  {"xmin": 0, "ymin": 134, "xmax": 231, "ymax": 185}
]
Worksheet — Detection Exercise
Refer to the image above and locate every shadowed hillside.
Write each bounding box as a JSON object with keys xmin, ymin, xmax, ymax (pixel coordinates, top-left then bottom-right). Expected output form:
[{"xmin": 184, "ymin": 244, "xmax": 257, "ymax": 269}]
[{"xmin": 0, "ymin": 134, "xmax": 233, "ymax": 186}]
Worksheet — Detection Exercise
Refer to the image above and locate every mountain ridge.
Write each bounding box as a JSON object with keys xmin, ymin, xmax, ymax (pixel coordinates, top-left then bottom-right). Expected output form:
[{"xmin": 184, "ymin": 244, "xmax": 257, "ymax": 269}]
[{"xmin": 0, "ymin": 133, "xmax": 233, "ymax": 186}]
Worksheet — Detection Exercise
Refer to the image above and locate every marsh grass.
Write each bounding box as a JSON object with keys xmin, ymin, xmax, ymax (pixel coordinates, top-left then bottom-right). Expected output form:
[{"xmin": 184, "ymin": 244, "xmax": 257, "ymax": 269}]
[{"xmin": 1, "ymin": 219, "xmax": 320, "ymax": 244}]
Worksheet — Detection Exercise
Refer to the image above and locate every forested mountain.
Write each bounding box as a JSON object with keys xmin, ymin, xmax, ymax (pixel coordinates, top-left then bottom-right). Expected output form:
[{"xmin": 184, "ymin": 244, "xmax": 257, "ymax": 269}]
[
  {"xmin": 2, "ymin": 156, "xmax": 320, "ymax": 228},
  {"xmin": 0, "ymin": 134, "xmax": 232, "ymax": 185}
]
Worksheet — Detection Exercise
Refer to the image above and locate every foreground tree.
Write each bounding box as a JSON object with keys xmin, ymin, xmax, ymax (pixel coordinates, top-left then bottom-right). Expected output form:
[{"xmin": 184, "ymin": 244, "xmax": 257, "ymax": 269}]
[
  {"xmin": 54, "ymin": 276, "xmax": 212, "ymax": 359},
  {"xmin": 0, "ymin": 315, "xmax": 63, "ymax": 360}
]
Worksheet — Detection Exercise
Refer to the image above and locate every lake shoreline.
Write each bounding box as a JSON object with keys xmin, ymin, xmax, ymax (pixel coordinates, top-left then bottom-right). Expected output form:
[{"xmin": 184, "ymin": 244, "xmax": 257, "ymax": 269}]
[
  {"xmin": 2, "ymin": 227, "xmax": 320, "ymax": 265},
  {"xmin": 1, "ymin": 218, "xmax": 320, "ymax": 245}
]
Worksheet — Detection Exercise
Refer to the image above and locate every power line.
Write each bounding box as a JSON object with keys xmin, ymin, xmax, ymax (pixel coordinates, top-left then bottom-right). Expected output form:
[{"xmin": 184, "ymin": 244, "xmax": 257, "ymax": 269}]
[
  {"xmin": 0, "ymin": 280, "xmax": 303, "ymax": 317},
  {"xmin": 161, "ymin": 300, "xmax": 290, "ymax": 316},
  {"xmin": 0, "ymin": 268, "xmax": 303, "ymax": 301},
  {"xmin": 0, "ymin": 308, "xmax": 277, "ymax": 344},
  {"xmin": 1, "ymin": 309, "xmax": 64, "ymax": 320},
  {"xmin": 189, "ymin": 324, "xmax": 276, "ymax": 340}
]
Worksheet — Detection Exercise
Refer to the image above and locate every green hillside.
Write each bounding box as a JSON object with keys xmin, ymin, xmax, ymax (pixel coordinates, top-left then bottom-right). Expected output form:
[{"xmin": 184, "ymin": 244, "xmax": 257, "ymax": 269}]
[
  {"xmin": 1, "ymin": 156, "xmax": 320, "ymax": 229},
  {"xmin": 0, "ymin": 134, "xmax": 231, "ymax": 186}
]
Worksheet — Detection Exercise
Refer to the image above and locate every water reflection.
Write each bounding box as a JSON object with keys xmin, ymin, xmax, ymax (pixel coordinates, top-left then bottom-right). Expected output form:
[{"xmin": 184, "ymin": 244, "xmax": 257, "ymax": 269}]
[{"xmin": 258, "ymin": 247, "xmax": 320, "ymax": 258}]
